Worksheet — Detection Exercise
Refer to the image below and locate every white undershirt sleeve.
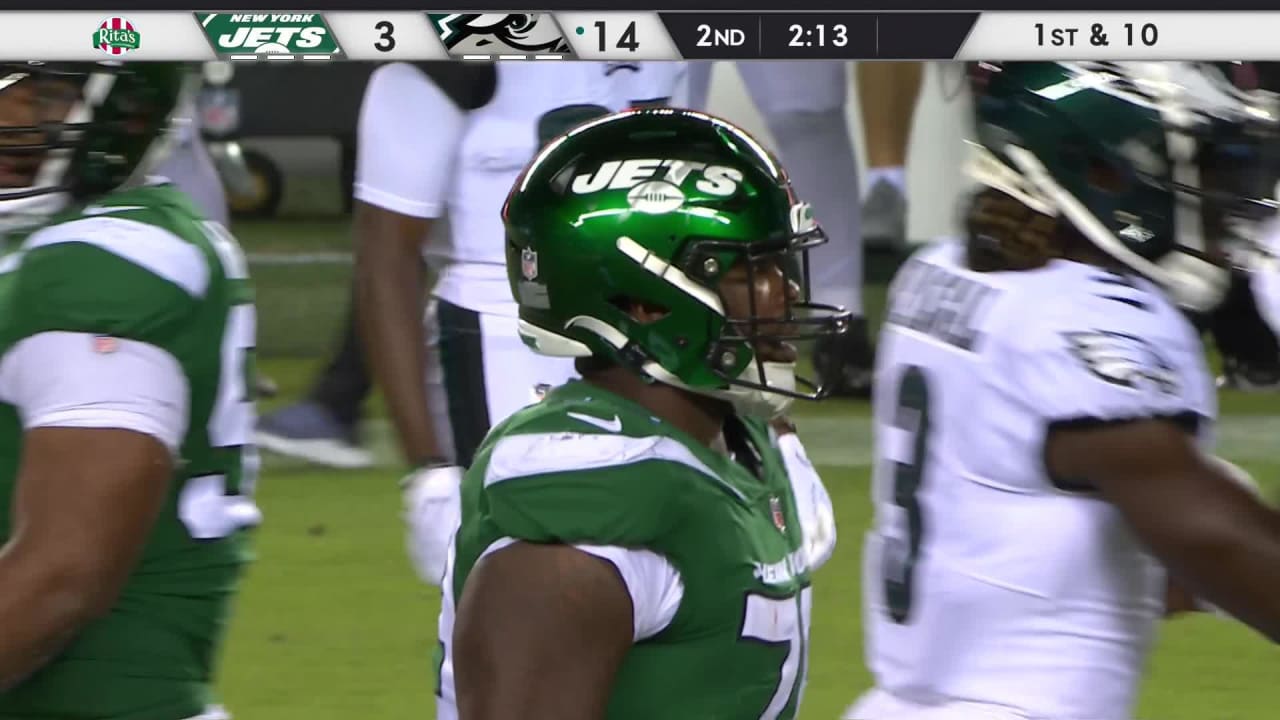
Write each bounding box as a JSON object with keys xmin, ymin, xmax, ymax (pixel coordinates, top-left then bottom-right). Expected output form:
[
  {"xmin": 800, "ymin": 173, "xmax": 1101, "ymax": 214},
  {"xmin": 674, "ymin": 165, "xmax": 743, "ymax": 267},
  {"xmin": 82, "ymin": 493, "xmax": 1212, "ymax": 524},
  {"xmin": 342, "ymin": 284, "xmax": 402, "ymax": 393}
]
[
  {"xmin": 0, "ymin": 331, "xmax": 189, "ymax": 456},
  {"xmin": 573, "ymin": 543, "xmax": 684, "ymax": 641},
  {"xmin": 479, "ymin": 538, "xmax": 684, "ymax": 642},
  {"xmin": 353, "ymin": 62, "xmax": 467, "ymax": 219}
]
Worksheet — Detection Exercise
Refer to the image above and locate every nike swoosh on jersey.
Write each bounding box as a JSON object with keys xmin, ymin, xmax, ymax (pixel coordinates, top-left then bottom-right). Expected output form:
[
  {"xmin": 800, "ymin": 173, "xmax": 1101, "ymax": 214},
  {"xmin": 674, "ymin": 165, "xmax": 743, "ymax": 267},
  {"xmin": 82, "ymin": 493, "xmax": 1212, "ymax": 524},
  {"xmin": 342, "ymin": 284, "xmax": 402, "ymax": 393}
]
[
  {"xmin": 82, "ymin": 205, "xmax": 147, "ymax": 215},
  {"xmin": 566, "ymin": 411, "xmax": 623, "ymax": 432}
]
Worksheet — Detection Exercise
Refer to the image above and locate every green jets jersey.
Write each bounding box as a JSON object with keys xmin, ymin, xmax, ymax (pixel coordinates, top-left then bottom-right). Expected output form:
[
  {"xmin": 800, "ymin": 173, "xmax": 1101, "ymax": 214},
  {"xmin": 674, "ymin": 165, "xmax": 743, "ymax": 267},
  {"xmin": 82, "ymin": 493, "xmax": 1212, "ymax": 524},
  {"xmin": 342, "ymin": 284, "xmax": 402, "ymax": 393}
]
[
  {"xmin": 0, "ymin": 184, "xmax": 259, "ymax": 720},
  {"xmin": 444, "ymin": 380, "xmax": 813, "ymax": 720}
]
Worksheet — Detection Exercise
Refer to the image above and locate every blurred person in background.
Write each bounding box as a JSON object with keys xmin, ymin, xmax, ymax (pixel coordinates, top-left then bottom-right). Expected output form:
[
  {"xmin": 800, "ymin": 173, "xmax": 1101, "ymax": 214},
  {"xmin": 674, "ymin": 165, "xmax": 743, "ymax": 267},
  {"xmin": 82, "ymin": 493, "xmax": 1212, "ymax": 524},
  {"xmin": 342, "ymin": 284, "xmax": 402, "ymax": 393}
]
[
  {"xmin": 685, "ymin": 61, "xmax": 874, "ymax": 397},
  {"xmin": 253, "ymin": 65, "xmax": 482, "ymax": 472},
  {"xmin": 857, "ymin": 62, "xmax": 923, "ymax": 252},
  {"xmin": 254, "ymin": 288, "xmax": 378, "ymax": 469},
  {"xmin": 0, "ymin": 61, "xmax": 258, "ymax": 720}
]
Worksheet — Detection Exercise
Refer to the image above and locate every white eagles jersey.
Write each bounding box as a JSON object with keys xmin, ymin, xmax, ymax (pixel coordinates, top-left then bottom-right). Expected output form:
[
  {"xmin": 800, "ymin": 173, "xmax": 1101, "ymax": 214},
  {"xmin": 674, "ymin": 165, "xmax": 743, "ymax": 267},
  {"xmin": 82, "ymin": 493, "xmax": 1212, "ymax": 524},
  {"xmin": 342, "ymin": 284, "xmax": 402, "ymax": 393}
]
[
  {"xmin": 862, "ymin": 239, "xmax": 1216, "ymax": 720},
  {"xmin": 433, "ymin": 61, "xmax": 684, "ymax": 317}
]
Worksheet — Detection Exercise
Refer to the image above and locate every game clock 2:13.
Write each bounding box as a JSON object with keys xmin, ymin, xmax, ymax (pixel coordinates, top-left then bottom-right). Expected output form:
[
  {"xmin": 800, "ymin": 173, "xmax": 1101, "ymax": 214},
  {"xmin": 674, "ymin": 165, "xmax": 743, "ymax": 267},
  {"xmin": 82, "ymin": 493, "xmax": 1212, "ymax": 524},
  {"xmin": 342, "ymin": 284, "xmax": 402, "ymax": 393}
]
[{"xmin": 789, "ymin": 22, "xmax": 849, "ymax": 48}]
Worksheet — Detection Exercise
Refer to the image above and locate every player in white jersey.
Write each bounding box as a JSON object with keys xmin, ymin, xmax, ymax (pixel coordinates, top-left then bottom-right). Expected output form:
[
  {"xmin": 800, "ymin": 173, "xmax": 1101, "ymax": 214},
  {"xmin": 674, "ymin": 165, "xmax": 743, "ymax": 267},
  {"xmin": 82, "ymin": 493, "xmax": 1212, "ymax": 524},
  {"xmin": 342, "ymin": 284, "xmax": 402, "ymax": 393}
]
[
  {"xmin": 348, "ymin": 62, "xmax": 685, "ymax": 584},
  {"xmin": 849, "ymin": 62, "xmax": 1280, "ymax": 720}
]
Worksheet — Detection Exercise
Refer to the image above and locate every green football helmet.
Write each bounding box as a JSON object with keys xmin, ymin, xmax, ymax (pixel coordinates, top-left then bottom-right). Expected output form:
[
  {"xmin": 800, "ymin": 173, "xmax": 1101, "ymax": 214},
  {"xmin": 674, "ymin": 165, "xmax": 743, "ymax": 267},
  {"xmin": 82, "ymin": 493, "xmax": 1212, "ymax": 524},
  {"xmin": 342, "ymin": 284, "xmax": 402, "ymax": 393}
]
[
  {"xmin": 968, "ymin": 61, "xmax": 1280, "ymax": 312},
  {"xmin": 0, "ymin": 61, "xmax": 195, "ymax": 229},
  {"xmin": 503, "ymin": 107, "xmax": 852, "ymax": 419}
]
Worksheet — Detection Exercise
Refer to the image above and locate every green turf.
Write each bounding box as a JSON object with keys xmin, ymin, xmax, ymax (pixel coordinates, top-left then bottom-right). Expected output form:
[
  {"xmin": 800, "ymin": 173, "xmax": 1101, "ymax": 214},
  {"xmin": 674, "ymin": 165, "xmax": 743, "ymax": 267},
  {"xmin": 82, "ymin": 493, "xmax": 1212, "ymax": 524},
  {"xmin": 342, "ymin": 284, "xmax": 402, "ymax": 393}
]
[{"xmin": 224, "ymin": 219, "xmax": 1280, "ymax": 719}]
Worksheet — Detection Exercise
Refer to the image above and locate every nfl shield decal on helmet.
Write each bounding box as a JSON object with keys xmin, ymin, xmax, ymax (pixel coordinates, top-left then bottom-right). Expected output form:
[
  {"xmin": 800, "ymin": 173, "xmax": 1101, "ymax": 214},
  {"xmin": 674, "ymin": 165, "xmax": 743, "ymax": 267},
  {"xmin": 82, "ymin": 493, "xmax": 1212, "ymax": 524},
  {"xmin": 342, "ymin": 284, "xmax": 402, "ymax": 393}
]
[
  {"xmin": 521, "ymin": 248, "xmax": 539, "ymax": 281},
  {"xmin": 770, "ymin": 496, "xmax": 786, "ymax": 532}
]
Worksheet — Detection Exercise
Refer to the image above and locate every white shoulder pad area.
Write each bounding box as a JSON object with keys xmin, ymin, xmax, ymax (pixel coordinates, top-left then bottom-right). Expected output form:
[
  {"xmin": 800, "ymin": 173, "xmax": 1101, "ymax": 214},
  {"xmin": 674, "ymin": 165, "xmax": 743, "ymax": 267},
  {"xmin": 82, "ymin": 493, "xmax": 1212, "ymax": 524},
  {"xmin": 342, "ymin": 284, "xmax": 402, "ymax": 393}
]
[
  {"xmin": 483, "ymin": 430, "xmax": 720, "ymax": 489},
  {"xmin": 999, "ymin": 278, "xmax": 1212, "ymax": 425},
  {"xmin": 353, "ymin": 62, "xmax": 466, "ymax": 218},
  {"xmin": 24, "ymin": 216, "xmax": 210, "ymax": 298}
]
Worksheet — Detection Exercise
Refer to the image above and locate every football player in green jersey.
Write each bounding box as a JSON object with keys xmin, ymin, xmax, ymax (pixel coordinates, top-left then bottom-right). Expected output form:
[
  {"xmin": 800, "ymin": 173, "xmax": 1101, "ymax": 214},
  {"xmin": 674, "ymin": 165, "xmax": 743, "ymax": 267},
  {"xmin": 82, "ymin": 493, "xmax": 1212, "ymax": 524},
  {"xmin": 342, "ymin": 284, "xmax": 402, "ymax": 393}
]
[
  {"xmin": 438, "ymin": 108, "xmax": 849, "ymax": 720},
  {"xmin": 0, "ymin": 62, "xmax": 259, "ymax": 720}
]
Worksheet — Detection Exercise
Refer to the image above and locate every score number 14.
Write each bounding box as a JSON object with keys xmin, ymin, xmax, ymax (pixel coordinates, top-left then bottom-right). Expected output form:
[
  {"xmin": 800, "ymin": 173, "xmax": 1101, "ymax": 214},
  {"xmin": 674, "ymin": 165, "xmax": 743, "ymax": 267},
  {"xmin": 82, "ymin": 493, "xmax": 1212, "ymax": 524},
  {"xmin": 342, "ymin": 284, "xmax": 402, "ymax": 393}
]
[{"xmin": 588, "ymin": 20, "xmax": 640, "ymax": 52}]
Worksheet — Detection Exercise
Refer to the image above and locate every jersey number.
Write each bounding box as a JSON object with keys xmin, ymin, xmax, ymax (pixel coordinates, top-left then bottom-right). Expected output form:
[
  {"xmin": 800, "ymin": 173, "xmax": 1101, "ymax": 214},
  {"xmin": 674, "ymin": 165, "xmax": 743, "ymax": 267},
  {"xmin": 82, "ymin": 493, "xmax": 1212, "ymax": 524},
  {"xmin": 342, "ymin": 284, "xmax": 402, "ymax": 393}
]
[
  {"xmin": 179, "ymin": 221, "xmax": 261, "ymax": 540},
  {"xmin": 881, "ymin": 365, "xmax": 932, "ymax": 624},
  {"xmin": 739, "ymin": 587, "xmax": 812, "ymax": 719}
]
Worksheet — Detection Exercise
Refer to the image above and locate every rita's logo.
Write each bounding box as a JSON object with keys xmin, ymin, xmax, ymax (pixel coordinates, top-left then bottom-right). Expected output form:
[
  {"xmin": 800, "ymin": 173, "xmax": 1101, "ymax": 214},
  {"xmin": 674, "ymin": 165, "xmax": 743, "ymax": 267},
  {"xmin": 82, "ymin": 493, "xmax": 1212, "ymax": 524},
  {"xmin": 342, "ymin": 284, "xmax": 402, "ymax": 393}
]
[{"xmin": 94, "ymin": 17, "xmax": 140, "ymax": 56}]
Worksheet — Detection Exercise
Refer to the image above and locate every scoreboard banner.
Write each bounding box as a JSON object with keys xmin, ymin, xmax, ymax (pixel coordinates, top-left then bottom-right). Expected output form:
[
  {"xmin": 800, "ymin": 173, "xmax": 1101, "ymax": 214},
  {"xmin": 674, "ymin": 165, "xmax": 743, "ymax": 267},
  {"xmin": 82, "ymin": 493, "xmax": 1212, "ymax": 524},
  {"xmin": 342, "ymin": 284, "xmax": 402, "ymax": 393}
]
[{"xmin": 2, "ymin": 12, "xmax": 1280, "ymax": 61}]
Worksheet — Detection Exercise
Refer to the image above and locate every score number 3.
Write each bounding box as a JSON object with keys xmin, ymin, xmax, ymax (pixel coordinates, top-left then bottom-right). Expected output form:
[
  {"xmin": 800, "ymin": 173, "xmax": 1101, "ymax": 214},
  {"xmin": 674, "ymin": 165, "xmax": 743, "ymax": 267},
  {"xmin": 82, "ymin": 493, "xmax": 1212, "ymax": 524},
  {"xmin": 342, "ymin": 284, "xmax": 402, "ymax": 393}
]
[{"xmin": 374, "ymin": 20, "xmax": 395, "ymax": 52}]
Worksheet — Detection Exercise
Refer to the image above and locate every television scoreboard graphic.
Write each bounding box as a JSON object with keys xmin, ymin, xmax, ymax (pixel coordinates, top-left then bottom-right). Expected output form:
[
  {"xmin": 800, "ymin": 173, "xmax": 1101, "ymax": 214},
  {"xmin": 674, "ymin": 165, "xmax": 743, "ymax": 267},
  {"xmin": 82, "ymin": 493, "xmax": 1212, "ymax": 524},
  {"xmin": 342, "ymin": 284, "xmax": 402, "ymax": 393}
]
[{"xmin": 0, "ymin": 11, "xmax": 1278, "ymax": 60}]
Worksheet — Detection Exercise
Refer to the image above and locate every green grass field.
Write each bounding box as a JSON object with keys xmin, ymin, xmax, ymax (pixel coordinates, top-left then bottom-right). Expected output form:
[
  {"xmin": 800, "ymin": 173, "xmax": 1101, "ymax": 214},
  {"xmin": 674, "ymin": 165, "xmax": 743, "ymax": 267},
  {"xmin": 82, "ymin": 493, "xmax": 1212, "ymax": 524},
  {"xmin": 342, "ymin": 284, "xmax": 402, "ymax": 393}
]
[{"xmin": 220, "ymin": 219, "xmax": 1280, "ymax": 719}]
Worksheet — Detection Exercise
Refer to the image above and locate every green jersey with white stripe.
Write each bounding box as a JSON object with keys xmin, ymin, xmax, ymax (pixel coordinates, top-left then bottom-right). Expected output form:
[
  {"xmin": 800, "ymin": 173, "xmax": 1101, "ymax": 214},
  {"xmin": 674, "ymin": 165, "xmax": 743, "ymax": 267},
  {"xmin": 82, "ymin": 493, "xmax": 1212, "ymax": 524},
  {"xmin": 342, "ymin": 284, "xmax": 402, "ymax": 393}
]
[
  {"xmin": 0, "ymin": 184, "xmax": 259, "ymax": 720},
  {"xmin": 442, "ymin": 380, "xmax": 813, "ymax": 720}
]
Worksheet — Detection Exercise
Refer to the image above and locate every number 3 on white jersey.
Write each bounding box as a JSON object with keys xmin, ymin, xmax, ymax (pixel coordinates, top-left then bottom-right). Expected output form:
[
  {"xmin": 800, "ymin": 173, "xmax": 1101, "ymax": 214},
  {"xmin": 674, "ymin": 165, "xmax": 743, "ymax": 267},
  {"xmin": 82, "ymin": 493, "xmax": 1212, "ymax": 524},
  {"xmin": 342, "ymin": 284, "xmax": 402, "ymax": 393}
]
[{"xmin": 180, "ymin": 221, "xmax": 261, "ymax": 540}]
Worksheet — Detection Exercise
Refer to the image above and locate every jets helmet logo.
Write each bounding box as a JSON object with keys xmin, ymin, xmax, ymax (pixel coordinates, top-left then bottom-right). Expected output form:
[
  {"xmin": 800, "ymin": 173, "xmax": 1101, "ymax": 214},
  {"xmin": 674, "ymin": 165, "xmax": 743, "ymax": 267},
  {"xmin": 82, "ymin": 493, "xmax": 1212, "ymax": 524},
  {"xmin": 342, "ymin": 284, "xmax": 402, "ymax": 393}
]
[
  {"xmin": 571, "ymin": 159, "xmax": 744, "ymax": 198},
  {"xmin": 429, "ymin": 13, "xmax": 571, "ymax": 56}
]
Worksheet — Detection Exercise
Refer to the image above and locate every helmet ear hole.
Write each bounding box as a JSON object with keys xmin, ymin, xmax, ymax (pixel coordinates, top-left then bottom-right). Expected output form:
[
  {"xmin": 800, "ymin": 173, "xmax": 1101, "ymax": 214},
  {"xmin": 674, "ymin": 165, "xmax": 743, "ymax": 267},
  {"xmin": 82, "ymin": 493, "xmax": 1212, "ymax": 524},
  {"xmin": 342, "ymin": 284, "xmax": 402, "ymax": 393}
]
[{"xmin": 609, "ymin": 296, "xmax": 668, "ymax": 324}]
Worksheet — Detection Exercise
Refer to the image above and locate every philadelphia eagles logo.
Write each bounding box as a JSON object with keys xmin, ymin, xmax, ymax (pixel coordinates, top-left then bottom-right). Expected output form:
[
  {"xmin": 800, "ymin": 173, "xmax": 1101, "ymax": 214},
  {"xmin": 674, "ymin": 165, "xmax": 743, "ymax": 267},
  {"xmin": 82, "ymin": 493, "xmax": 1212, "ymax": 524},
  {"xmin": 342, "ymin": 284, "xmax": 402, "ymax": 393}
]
[
  {"xmin": 429, "ymin": 13, "xmax": 571, "ymax": 55},
  {"xmin": 1061, "ymin": 330, "xmax": 1181, "ymax": 396}
]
